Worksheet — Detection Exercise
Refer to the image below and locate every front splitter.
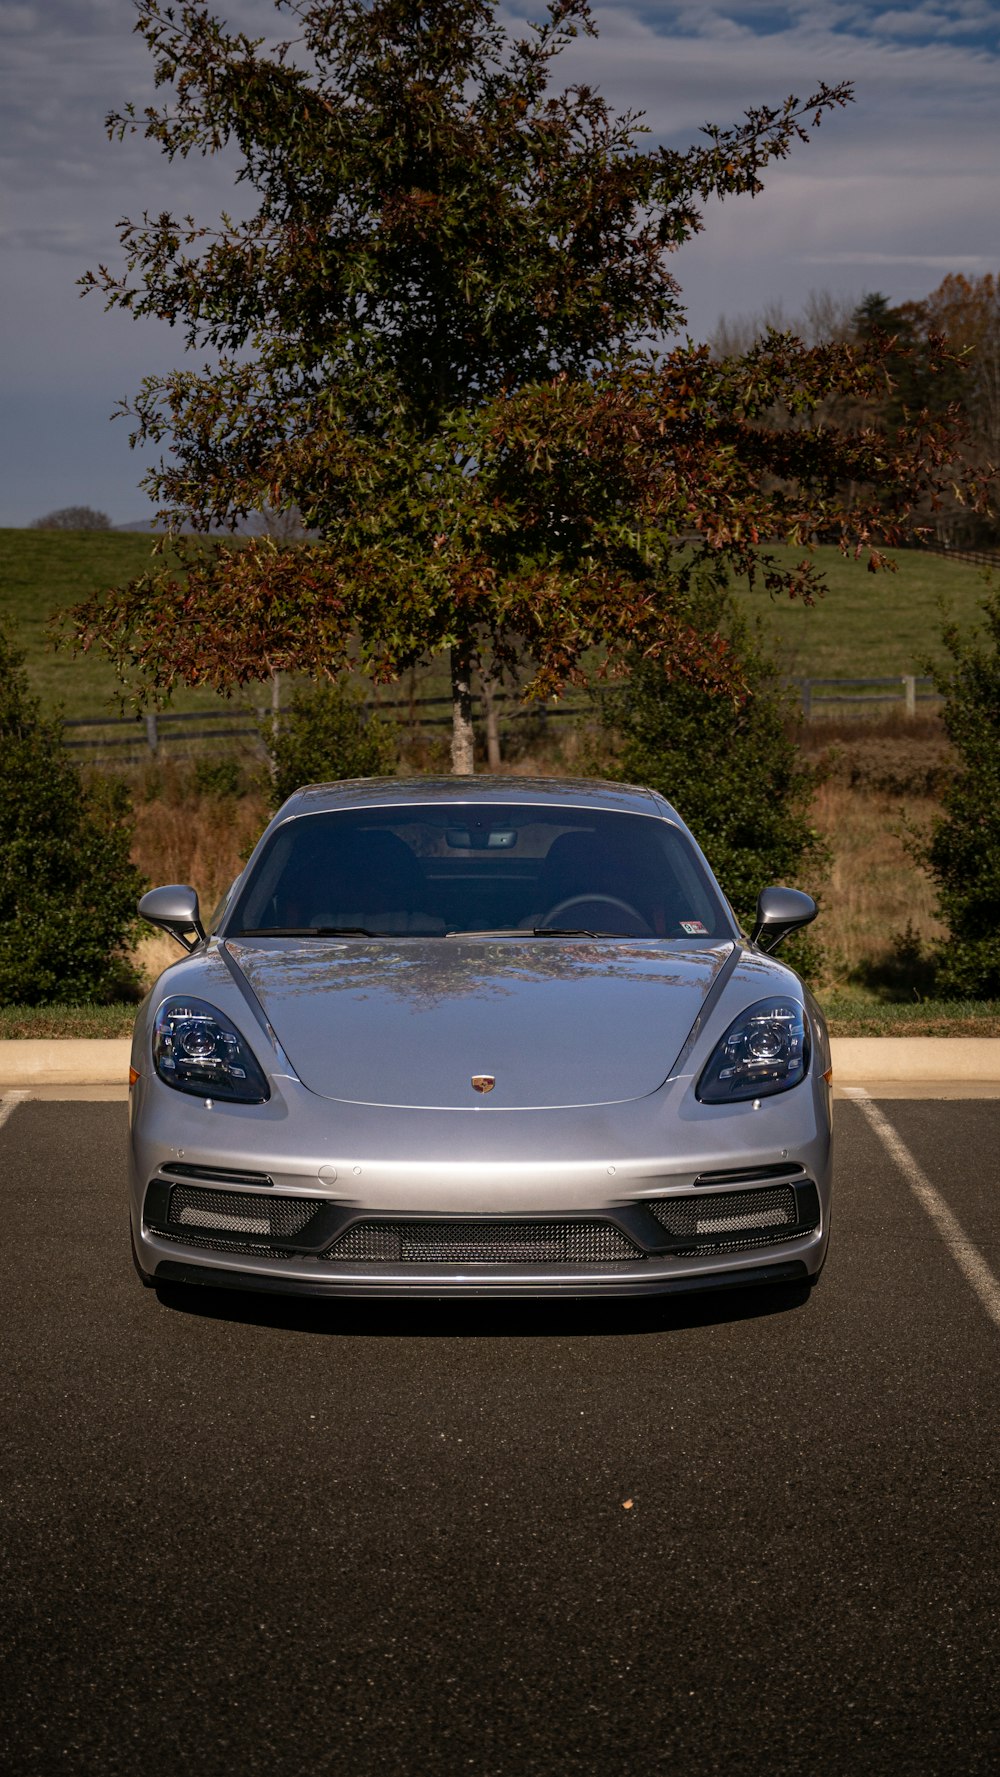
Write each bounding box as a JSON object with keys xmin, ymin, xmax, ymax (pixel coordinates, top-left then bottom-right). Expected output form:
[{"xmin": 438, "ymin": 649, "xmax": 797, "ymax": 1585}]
[{"xmin": 151, "ymin": 1254, "xmax": 813, "ymax": 1299}]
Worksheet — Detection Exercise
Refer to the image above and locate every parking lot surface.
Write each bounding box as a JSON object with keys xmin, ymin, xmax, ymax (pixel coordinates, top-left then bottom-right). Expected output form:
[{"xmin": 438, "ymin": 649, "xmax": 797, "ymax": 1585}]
[{"xmin": 1, "ymin": 1094, "xmax": 998, "ymax": 1775}]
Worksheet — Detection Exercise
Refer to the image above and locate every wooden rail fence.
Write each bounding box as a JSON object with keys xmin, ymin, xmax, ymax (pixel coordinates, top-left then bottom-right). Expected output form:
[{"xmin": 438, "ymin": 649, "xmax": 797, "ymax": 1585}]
[{"xmin": 60, "ymin": 675, "xmax": 942, "ymax": 755}]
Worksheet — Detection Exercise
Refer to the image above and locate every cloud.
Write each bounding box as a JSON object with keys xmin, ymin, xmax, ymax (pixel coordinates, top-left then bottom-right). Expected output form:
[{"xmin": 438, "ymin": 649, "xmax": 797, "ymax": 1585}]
[
  {"xmin": 538, "ymin": 3, "xmax": 1000, "ymax": 332},
  {"xmin": 632, "ymin": 2, "xmax": 999, "ymax": 51},
  {"xmin": 1, "ymin": 0, "xmax": 998, "ymax": 522},
  {"xmin": 805, "ymin": 252, "xmax": 995, "ymax": 268}
]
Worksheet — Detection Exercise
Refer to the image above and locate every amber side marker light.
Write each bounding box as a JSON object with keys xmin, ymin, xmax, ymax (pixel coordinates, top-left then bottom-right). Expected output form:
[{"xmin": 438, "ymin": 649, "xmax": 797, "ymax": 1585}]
[
  {"xmin": 823, "ymin": 1067, "xmax": 833, "ymax": 1084},
  {"xmin": 129, "ymin": 1066, "xmax": 140, "ymax": 1088}
]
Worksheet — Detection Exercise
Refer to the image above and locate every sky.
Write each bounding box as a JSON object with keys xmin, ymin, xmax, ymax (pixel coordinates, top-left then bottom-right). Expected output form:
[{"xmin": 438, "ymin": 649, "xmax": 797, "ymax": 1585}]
[{"xmin": 1, "ymin": 0, "xmax": 998, "ymax": 528}]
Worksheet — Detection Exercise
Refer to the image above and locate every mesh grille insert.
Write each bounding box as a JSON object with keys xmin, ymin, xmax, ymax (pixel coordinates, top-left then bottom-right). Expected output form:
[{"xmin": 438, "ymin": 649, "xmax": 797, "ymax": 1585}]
[
  {"xmin": 648, "ymin": 1185, "xmax": 812, "ymax": 1252},
  {"xmin": 164, "ymin": 1186, "xmax": 319, "ymax": 1240},
  {"xmin": 327, "ymin": 1220, "xmax": 641, "ymax": 1265}
]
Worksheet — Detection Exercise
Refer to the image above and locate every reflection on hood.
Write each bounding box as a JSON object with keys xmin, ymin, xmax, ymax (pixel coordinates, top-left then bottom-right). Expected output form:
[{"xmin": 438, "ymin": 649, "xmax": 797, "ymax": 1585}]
[{"xmin": 226, "ymin": 937, "xmax": 738, "ymax": 1109}]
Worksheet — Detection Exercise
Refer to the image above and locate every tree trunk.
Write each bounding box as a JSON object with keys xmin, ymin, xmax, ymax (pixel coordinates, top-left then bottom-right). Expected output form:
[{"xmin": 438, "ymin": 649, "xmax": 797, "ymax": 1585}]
[
  {"xmin": 450, "ymin": 643, "xmax": 475, "ymax": 775},
  {"xmin": 266, "ymin": 668, "xmax": 281, "ymax": 783},
  {"xmin": 480, "ymin": 670, "xmax": 503, "ymax": 772}
]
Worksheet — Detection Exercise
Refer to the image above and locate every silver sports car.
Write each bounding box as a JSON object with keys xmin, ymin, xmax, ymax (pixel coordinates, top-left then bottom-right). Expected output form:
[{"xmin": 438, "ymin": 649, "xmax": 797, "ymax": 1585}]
[{"xmin": 129, "ymin": 776, "xmax": 831, "ymax": 1299}]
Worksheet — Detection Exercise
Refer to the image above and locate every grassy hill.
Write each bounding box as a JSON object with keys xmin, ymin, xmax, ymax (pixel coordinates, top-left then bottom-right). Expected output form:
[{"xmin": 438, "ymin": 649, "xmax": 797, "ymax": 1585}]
[
  {"xmin": 0, "ymin": 529, "xmax": 230, "ymax": 718},
  {"xmin": 730, "ymin": 544, "xmax": 992, "ymax": 680},
  {"xmin": 0, "ymin": 526, "xmax": 993, "ymax": 718}
]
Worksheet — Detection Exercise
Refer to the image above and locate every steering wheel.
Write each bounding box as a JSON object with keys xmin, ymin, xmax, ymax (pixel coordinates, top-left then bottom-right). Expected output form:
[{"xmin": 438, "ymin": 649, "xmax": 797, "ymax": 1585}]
[{"xmin": 540, "ymin": 893, "xmax": 651, "ymax": 935}]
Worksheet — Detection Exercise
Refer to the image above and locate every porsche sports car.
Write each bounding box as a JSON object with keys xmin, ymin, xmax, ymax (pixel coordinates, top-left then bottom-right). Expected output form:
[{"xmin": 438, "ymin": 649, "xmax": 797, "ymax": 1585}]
[{"xmin": 129, "ymin": 776, "xmax": 831, "ymax": 1299}]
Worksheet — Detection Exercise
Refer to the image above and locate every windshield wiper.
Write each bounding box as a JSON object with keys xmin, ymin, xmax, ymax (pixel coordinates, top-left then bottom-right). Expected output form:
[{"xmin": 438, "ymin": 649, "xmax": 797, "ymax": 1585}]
[
  {"xmin": 445, "ymin": 928, "xmax": 528, "ymax": 938},
  {"xmin": 531, "ymin": 927, "xmax": 628, "ymax": 938},
  {"xmin": 237, "ymin": 926, "xmax": 375, "ymax": 937}
]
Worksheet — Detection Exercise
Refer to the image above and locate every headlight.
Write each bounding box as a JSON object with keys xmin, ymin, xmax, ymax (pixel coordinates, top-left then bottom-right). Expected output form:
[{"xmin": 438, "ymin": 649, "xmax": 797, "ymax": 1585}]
[
  {"xmin": 152, "ymin": 996, "xmax": 270, "ymax": 1103},
  {"xmin": 697, "ymin": 996, "xmax": 809, "ymax": 1103}
]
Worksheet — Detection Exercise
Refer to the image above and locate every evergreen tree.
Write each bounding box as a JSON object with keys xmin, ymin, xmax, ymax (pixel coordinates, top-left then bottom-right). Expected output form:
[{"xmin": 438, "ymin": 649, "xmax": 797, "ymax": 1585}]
[
  {"xmin": 267, "ymin": 680, "xmax": 395, "ymax": 807},
  {"xmin": 0, "ymin": 630, "xmax": 145, "ymax": 1004},
  {"xmin": 926, "ymin": 591, "xmax": 1000, "ymax": 996},
  {"xmin": 602, "ymin": 577, "xmax": 825, "ymax": 936}
]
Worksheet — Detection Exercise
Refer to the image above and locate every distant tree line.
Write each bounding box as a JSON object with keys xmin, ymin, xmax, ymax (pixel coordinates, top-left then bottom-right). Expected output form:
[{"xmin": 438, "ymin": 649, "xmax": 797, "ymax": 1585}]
[
  {"xmin": 713, "ymin": 273, "xmax": 999, "ymax": 545},
  {"xmin": 30, "ymin": 506, "xmax": 111, "ymax": 532}
]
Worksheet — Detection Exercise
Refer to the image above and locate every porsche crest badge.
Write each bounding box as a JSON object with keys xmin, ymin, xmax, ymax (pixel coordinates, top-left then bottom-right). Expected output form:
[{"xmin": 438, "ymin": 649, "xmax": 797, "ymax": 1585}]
[{"xmin": 471, "ymin": 1074, "xmax": 496, "ymax": 1094}]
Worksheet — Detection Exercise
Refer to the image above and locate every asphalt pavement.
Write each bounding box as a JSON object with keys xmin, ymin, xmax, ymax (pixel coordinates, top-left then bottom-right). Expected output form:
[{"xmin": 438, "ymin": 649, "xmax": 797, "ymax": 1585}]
[{"xmin": 1, "ymin": 1094, "xmax": 998, "ymax": 1776}]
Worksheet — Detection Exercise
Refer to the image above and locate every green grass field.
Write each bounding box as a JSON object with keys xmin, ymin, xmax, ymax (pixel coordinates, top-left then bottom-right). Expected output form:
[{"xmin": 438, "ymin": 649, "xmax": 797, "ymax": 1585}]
[
  {"xmin": 0, "ymin": 527, "xmax": 994, "ymax": 719},
  {"xmin": 729, "ymin": 544, "xmax": 993, "ymax": 680},
  {"xmin": 0, "ymin": 529, "xmax": 232, "ymax": 718}
]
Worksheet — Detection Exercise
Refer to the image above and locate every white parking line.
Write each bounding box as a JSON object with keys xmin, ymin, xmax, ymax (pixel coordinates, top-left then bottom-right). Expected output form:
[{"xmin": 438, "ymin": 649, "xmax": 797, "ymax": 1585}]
[
  {"xmin": 0, "ymin": 1090, "xmax": 29, "ymax": 1131},
  {"xmin": 852, "ymin": 1089, "xmax": 1000, "ymax": 1334}
]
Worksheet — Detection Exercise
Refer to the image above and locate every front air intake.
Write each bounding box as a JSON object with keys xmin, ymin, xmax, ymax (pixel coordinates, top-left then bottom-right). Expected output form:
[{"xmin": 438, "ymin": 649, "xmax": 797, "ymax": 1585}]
[
  {"xmin": 326, "ymin": 1219, "xmax": 642, "ymax": 1265},
  {"xmin": 647, "ymin": 1185, "xmax": 817, "ymax": 1255},
  {"xmin": 168, "ymin": 1186, "xmax": 317, "ymax": 1238},
  {"xmin": 144, "ymin": 1180, "xmax": 329, "ymax": 1255}
]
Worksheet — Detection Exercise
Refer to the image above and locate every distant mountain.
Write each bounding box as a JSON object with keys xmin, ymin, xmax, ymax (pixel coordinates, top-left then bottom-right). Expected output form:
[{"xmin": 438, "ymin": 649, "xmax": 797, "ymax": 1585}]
[{"xmin": 115, "ymin": 516, "xmax": 258, "ymax": 535}]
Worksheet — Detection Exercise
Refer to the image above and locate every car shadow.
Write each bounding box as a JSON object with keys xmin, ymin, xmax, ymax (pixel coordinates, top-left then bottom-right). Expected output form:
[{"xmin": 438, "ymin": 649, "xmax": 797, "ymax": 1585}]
[{"xmin": 151, "ymin": 1274, "xmax": 814, "ymax": 1337}]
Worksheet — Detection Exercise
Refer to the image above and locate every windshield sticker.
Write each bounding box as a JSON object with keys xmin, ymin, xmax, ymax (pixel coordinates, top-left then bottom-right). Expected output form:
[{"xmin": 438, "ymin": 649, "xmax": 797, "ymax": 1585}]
[{"xmin": 679, "ymin": 919, "xmax": 708, "ymax": 935}]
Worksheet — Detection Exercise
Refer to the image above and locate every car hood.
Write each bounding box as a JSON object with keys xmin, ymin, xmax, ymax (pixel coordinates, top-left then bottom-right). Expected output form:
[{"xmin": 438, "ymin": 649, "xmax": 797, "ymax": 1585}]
[{"xmin": 225, "ymin": 937, "xmax": 737, "ymax": 1109}]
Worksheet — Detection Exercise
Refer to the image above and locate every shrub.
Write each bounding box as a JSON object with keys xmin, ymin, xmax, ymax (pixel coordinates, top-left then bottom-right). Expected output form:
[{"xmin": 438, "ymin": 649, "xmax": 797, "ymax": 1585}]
[
  {"xmin": 601, "ymin": 577, "xmax": 826, "ymax": 946},
  {"xmin": 0, "ymin": 628, "xmax": 145, "ymax": 1004},
  {"xmin": 267, "ymin": 679, "xmax": 396, "ymax": 808},
  {"xmin": 924, "ymin": 588, "xmax": 1000, "ymax": 996},
  {"xmin": 191, "ymin": 753, "xmax": 245, "ymax": 799}
]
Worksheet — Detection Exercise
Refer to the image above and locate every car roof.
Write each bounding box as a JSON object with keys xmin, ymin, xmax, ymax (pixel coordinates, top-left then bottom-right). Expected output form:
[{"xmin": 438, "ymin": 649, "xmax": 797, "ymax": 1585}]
[{"xmin": 273, "ymin": 775, "xmax": 679, "ymax": 824}]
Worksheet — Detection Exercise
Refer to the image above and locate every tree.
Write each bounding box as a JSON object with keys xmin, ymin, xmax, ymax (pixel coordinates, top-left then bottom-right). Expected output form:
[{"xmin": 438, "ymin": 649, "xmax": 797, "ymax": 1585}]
[
  {"xmin": 32, "ymin": 506, "xmax": 111, "ymax": 531},
  {"xmin": 0, "ymin": 628, "xmax": 145, "ymax": 1004},
  {"xmin": 852, "ymin": 291, "xmax": 966, "ymax": 434},
  {"xmin": 711, "ymin": 288, "xmax": 855, "ymax": 357},
  {"xmin": 72, "ymin": 0, "xmax": 973, "ymax": 771},
  {"xmin": 923, "ymin": 273, "xmax": 1000, "ymax": 541},
  {"xmin": 924, "ymin": 590, "xmax": 1000, "ymax": 997},
  {"xmin": 601, "ymin": 573, "xmax": 825, "ymax": 938}
]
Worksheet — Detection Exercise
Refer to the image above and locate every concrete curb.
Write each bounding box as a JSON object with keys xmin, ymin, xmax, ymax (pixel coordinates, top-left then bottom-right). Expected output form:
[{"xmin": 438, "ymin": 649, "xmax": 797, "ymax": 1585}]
[
  {"xmin": 832, "ymin": 1037, "xmax": 1000, "ymax": 1083},
  {"xmin": 0, "ymin": 1040, "xmax": 132, "ymax": 1088},
  {"xmin": 2, "ymin": 1035, "xmax": 1000, "ymax": 1089}
]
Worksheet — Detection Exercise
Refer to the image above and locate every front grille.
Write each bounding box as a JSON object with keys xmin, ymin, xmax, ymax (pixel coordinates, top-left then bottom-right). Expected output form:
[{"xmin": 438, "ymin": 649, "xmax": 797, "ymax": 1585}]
[
  {"xmin": 164, "ymin": 1186, "xmax": 319, "ymax": 1239},
  {"xmin": 326, "ymin": 1219, "xmax": 641, "ymax": 1265},
  {"xmin": 648, "ymin": 1185, "xmax": 811, "ymax": 1254}
]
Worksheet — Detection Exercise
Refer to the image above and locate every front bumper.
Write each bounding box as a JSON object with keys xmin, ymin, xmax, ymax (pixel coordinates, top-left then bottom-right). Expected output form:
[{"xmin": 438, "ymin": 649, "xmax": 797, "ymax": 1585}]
[{"xmin": 130, "ymin": 1065, "xmax": 831, "ymax": 1298}]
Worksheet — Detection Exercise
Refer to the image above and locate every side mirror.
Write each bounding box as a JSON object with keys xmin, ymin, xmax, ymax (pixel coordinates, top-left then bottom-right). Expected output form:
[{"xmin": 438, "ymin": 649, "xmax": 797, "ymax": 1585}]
[
  {"xmin": 751, "ymin": 885, "xmax": 817, "ymax": 953},
  {"xmin": 138, "ymin": 884, "xmax": 206, "ymax": 953}
]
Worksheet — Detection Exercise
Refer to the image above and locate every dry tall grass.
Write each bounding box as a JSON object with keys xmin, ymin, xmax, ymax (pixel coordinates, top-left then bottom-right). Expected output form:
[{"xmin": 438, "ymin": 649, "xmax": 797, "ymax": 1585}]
[
  {"xmin": 129, "ymin": 773, "xmax": 271, "ymax": 988},
  {"xmin": 131, "ymin": 788, "xmax": 269, "ymax": 909},
  {"xmin": 800, "ymin": 715, "xmax": 950, "ymax": 989},
  {"xmin": 809, "ymin": 782, "xmax": 942, "ymax": 987}
]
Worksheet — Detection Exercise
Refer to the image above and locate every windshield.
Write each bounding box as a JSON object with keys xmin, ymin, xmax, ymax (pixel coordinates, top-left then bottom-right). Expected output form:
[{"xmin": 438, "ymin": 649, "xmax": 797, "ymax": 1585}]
[{"xmin": 226, "ymin": 804, "xmax": 732, "ymax": 941}]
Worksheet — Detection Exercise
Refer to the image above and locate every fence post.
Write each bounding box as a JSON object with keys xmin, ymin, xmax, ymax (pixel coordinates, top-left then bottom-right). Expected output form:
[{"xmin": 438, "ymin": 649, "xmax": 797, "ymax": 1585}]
[
  {"xmin": 800, "ymin": 678, "xmax": 812, "ymax": 721},
  {"xmin": 902, "ymin": 674, "xmax": 916, "ymax": 719},
  {"xmin": 144, "ymin": 712, "xmax": 159, "ymax": 755}
]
